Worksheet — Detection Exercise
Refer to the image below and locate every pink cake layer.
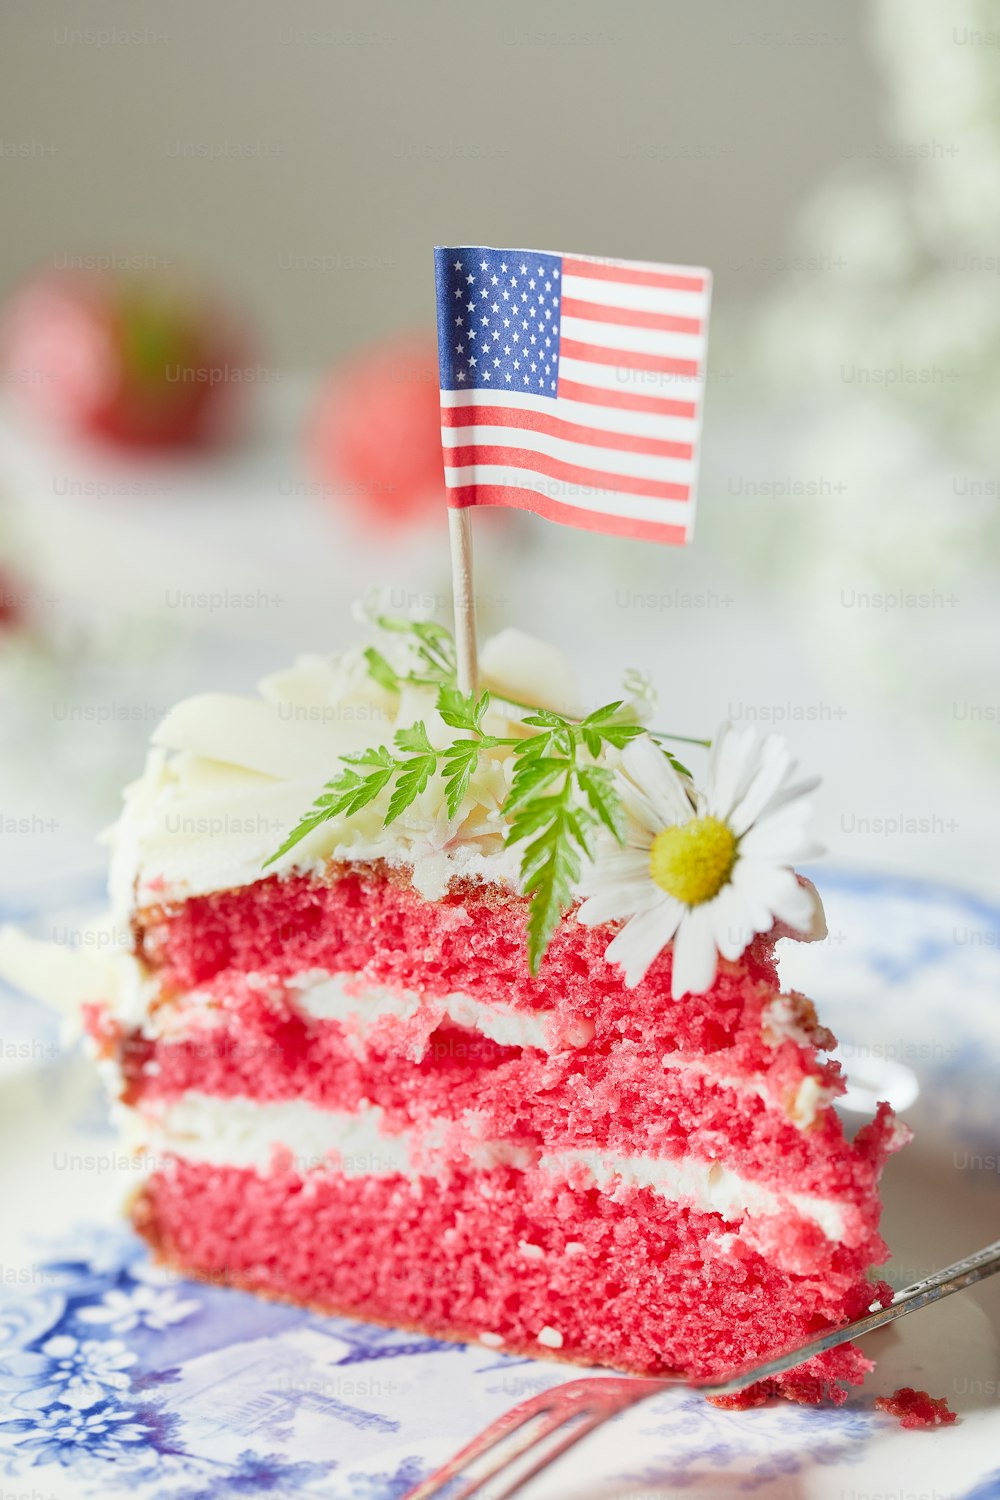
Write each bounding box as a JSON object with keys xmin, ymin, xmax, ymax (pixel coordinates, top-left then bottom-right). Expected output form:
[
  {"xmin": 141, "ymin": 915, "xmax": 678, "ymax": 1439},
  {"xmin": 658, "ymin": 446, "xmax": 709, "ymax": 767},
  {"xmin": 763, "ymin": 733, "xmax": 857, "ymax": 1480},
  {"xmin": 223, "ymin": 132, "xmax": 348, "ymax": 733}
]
[
  {"xmin": 96, "ymin": 1007, "xmax": 885, "ymax": 1210},
  {"xmin": 121, "ymin": 867, "xmax": 853, "ymax": 1186},
  {"xmin": 134, "ymin": 865, "xmax": 792, "ymax": 1055},
  {"xmin": 134, "ymin": 1153, "xmax": 891, "ymax": 1403}
]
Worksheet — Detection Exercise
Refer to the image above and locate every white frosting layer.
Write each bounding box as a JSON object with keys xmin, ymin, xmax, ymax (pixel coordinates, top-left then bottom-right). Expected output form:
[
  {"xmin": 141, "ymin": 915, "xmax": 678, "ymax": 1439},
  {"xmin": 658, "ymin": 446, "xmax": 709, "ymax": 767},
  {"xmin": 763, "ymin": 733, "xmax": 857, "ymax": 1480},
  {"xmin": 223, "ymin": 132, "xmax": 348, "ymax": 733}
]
[
  {"xmin": 106, "ymin": 628, "xmax": 588, "ymax": 925},
  {"xmin": 286, "ymin": 969, "xmax": 560, "ymax": 1052},
  {"xmin": 117, "ymin": 967, "xmax": 590, "ymax": 1056},
  {"xmin": 539, "ymin": 1147, "xmax": 846, "ymax": 1241},
  {"xmin": 134, "ymin": 1091, "xmax": 849, "ymax": 1242},
  {"xmin": 138, "ymin": 1096, "xmax": 416, "ymax": 1177}
]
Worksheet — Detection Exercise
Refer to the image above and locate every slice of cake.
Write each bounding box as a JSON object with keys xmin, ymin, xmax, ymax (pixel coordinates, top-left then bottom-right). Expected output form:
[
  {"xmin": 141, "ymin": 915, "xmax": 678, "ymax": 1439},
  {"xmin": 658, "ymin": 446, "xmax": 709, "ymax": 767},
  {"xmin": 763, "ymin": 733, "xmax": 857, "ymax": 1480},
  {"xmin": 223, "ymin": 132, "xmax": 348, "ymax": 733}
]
[{"xmin": 12, "ymin": 612, "xmax": 908, "ymax": 1405}]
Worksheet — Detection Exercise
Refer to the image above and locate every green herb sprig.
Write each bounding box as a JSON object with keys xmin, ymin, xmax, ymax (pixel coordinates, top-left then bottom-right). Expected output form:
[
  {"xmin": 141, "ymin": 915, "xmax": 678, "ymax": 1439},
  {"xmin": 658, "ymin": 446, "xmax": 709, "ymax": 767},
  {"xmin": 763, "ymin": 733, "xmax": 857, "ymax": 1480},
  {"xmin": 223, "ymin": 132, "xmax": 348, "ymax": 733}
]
[
  {"xmin": 504, "ymin": 703, "xmax": 645, "ymax": 969},
  {"xmin": 265, "ymin": 614, "xmax": 707, "ymax": 974}
]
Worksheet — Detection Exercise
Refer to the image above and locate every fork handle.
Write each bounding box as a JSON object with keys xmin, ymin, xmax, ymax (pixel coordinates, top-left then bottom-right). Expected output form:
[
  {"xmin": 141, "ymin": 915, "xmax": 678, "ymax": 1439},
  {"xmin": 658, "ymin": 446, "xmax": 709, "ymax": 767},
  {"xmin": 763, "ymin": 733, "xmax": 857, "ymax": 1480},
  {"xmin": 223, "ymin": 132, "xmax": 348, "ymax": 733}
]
[{"xmin": 886, "ymin": 1237, "xmax": 1000, "ymax": 1309}]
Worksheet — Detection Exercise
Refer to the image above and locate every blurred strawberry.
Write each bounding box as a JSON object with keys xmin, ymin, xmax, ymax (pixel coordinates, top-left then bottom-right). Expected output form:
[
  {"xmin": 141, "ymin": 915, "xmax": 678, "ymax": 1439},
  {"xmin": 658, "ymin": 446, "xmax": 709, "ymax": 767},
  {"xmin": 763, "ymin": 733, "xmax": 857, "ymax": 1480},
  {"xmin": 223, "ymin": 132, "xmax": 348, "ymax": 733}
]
[
  {"xmin": 307, "ymin": 332, "xmax": 442, "ymax": 530},
  {"xmin": 0, "ymin": 269, "xmax": 247, "ymax": 449},
  {"xmin": 0, "ymin": 566, "xmax": 25, "ymax": 633}
]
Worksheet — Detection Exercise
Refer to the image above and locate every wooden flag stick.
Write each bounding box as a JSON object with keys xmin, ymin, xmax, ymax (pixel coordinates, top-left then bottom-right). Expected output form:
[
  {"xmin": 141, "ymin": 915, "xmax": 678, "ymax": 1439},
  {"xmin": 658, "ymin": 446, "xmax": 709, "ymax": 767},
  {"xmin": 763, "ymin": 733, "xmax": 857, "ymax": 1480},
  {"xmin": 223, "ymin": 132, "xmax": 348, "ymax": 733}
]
[{"xmin": 448, "ymin": 508, "xmax": 478, "ymax": 696}]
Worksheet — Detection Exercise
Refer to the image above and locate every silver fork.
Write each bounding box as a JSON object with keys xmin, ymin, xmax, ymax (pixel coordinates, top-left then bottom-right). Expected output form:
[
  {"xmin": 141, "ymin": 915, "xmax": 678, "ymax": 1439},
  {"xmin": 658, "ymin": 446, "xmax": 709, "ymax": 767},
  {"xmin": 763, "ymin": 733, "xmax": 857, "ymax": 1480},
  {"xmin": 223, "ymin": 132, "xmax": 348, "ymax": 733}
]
[{"xmin": 403, "ymin": 1238, "xmax": 1000, "ymax": 1500}]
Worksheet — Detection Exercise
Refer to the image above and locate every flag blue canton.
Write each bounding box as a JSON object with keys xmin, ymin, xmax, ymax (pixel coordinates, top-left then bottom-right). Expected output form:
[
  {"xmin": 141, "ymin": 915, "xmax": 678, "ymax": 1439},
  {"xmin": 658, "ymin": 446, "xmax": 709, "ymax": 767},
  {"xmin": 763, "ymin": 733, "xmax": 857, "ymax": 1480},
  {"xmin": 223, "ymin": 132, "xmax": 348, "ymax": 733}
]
[{"xmin": 434, "ymin": 246, "xmax": 562, "ymax": 396}]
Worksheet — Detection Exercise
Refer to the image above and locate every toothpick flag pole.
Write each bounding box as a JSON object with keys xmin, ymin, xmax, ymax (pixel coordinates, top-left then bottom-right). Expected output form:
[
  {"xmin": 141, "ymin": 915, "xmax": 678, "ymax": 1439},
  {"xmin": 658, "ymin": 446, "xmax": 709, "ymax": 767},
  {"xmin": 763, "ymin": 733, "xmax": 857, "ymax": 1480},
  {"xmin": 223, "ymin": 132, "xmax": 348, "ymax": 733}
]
[{"xmin": 448, "ymin": 508, "xmax": 478, "ymax": 695}]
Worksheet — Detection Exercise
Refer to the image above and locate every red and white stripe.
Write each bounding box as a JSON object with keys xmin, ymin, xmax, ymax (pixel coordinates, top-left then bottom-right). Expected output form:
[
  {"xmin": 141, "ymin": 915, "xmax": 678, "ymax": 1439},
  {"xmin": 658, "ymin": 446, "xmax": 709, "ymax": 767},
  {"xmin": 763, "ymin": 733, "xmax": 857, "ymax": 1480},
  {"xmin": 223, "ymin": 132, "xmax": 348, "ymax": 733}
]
[{"xmin": 441, "ymin": 253, "xmax": 711, "ymax": 544}]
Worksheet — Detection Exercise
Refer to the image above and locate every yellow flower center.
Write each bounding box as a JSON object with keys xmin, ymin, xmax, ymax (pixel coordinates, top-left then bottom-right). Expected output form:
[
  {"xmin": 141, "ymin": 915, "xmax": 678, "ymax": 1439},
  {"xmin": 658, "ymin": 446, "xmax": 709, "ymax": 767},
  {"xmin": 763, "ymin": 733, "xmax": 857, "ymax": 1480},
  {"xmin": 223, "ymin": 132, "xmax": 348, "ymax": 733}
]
[{"xmin": 649, "ymin": 816, "xmax": 738, "ymax": 906}]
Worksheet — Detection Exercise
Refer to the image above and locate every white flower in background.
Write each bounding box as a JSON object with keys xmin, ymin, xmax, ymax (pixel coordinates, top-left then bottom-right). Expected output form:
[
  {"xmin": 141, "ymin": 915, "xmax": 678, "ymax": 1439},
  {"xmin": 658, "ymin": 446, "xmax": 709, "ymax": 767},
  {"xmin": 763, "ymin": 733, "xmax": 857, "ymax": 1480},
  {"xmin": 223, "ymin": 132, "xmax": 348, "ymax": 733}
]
[
  {"xmin": 578, "ymin": 725, "xmax": 822, "ymax": 998},
  {"xmin": 621, "ymin": 666, "xmax": 657, "ymax": 722},
  {"xmin": 351, "ymin": 586, "xmax": 393, "ymax": 628}
]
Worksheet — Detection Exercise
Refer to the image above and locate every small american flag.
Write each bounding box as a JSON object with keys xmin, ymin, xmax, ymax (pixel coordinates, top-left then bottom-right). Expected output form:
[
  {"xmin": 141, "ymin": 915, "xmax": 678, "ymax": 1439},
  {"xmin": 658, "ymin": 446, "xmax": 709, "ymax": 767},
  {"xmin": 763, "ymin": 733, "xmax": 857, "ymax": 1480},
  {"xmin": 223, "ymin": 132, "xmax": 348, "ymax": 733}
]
[{"xmin": 434, "ymin": 245, "xmax": 712, "ymax": 544}]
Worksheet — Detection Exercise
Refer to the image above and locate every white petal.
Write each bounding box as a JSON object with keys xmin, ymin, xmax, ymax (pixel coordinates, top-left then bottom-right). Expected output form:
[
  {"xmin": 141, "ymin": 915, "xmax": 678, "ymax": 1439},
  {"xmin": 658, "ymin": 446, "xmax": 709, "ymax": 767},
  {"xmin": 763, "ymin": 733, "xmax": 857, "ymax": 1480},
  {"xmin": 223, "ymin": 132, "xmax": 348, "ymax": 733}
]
[
  {"xmin": 616, "ymin": 777, "xmax": 667, "ymax": 837},
  {"xmin": 620, "ymin": 735, "xmax": 693, "ymax": 828},
  {"xmin": 709, "ymin": 882, "xmax": 755, "ymax": 961},
  {"xmin": 727, "ymin": 734, "xmax": 795, "ymax": 836},
  {"xmin": 704, "ymin": 722, "xmax": 759, "ymax": 821},
  {"xmin": 579, "ymin": 848, "xmax": 649, "ymax": 890},
  {"xmin": 593, "ymin": 813, "xmax": 654, "ymax": 855},
  {"xmin": 670, "ymin": 904, "xmax": 719, "ymax": 999},
  {"xmin": 739, "ymin": 801, "xmax": 823, "ymax": 863},
  {"xmin": 733, "ymin": 859, "xmax": 815, "ymax": 932},
  {"xmin": 763, "ymin": 868, "xmax": 817, "ymax": 931},
  {"xmin": 758, "ymin": 775, "xmax": 820, "ymax": 815},
  {"xmin": 605, "ymin": 895, "xmax": 683, "ymax": 987},
  {"xmin": 729, "ymin": 858, "xmax": 780, "ymax": 931},
  {"xmin": 577, "ymin": 881, "xmax": 661, "ymax": 927}
]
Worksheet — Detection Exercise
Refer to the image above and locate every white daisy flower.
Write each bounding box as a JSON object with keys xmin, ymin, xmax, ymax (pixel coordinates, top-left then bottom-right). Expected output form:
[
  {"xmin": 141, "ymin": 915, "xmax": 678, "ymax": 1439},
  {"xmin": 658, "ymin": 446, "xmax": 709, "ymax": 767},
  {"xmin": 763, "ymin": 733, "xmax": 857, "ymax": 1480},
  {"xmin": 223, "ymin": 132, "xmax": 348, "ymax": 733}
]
[{"xmin": 577, "ymin": 724, "xmax": 824, "ymax": 999}]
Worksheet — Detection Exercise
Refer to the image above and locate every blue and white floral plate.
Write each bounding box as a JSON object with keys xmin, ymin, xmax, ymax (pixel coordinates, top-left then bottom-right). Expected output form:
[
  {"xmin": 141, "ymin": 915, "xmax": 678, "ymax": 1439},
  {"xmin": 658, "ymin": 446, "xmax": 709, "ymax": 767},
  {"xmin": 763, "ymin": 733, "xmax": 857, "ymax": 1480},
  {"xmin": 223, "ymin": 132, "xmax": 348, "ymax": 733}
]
[{"xmin": 0, "ymin": 870, "xmax": 998, "ymax": 1500}]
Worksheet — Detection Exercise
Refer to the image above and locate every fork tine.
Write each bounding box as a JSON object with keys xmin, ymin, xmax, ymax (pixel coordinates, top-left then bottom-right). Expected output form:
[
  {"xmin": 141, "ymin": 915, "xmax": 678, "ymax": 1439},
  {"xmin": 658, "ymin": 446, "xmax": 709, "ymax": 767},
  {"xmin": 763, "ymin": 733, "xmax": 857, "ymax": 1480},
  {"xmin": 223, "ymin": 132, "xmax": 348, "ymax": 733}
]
[
  {"xmin": 404, "ymin": 1387, "xmax": 574, "ymax": 1500},
  {"xmin": 406, "ymin": 1381, "xmax": 650, "ymax": 1500},
  {"xmin": 481, "ymin": 1404, "xmax": 623, "ymax": 1500}
]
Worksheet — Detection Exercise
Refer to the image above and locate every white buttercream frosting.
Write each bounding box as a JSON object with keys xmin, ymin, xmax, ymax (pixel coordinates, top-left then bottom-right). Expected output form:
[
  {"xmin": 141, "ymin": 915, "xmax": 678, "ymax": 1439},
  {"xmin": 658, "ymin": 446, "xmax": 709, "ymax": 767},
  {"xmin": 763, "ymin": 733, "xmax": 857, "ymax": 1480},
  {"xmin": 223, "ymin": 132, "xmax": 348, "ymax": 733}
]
[
  {"xmin": 105, "ymin": 627, "xmax": 589, "ymax": 925},
  {"xmin": 131, "ymin": 1090, "xmax": 850, "ymax": 1243},
  {"xmin": 540, "ymin": 1146, "xmax": 847, "ymax": 1241},
  {"xmin": 93, "ymin": 619, "xmax": 826, "ymax": 966},
  {"xmin": 286, "ymin": 970, "xmax": 558, "ymax": 1052},
  {"xmin": 137, "ymin": 1095, "xmax": 416, "ymax": 1178}
]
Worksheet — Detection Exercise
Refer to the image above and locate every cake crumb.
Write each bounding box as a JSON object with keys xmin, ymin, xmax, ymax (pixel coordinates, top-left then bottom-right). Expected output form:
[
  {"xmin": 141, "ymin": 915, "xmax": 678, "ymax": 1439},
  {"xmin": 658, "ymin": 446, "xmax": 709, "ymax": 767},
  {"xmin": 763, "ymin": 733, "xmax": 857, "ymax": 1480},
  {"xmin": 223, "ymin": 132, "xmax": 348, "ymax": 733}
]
[
  {"xmin": 875, "ymin": 1387, "xmax": 957, "ymax": 1430},
  {"xmin": 538, "ymin": 1326, "xmax": 564, "ymax": 1349},
  {"xmin": 519, "ymin": 1240, "xmax": 544, "ymax": 1260},
  {"xmin": 560, "ymin": 1017, "xmax": 595, "ymax": 1049},
  {"xmin": 788, "ymin": 1075, "xmax": 831, "ymax": 1129}
]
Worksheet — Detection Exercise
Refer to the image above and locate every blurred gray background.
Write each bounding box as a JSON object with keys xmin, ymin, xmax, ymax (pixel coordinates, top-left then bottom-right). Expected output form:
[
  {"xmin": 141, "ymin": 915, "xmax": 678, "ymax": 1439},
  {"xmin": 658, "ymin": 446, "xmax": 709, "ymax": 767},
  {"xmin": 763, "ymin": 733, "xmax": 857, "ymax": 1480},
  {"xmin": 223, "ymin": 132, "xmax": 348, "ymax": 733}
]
[{"xmin": 1, "ymin": 0, "xmax": 883, "ymax": 365}]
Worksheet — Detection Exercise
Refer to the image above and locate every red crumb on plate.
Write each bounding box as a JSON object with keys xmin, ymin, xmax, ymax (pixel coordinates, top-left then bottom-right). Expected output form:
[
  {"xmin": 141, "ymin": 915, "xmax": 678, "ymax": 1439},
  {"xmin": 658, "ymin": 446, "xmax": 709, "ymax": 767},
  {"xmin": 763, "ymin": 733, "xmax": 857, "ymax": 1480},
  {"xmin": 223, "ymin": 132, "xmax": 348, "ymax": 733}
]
[{"xmin": 875, "ymin": 1387, "xmax": 957, "ymax": 1429}]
